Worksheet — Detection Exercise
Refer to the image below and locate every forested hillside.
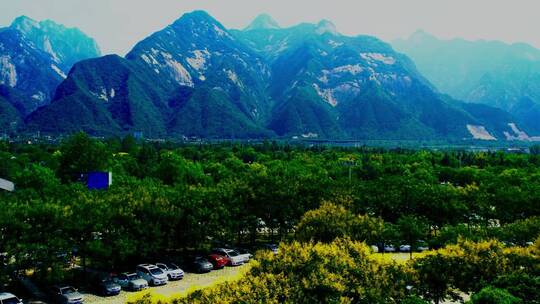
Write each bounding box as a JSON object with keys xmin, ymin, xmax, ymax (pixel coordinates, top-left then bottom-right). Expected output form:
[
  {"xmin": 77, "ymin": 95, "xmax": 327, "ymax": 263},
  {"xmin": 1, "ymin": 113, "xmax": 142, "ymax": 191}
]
[{"xmin": 0, "ymin": 134, "xmax": 538, "ymax": 303}]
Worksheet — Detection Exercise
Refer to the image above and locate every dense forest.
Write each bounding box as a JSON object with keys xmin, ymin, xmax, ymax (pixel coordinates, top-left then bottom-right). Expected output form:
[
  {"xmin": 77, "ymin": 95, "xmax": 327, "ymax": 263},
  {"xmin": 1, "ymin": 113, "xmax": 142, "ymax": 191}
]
[{"xmin": 0, "ymin": 133, "xmax": 539, "ymax": 303}]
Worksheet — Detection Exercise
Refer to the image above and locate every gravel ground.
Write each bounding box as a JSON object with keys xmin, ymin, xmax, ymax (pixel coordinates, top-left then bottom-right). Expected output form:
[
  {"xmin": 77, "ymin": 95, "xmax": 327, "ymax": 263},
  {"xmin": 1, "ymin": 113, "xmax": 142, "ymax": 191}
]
[{"xmin": 84, "ymin": 264, "xmax": 249, "ymax": 304}]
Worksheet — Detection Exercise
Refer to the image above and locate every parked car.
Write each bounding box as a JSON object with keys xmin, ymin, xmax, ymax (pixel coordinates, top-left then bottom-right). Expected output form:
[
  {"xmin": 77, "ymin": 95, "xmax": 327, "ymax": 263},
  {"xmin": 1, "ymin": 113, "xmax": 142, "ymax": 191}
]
[
  {"xmin": 399, "ymin": 245, "xmax": 411, "ymax": 252},
  {"xmin": 0, "ymin": 292, "xmax": 23, "ymax": 304},
  {"xmin": 263, "ymin": 244, "xmax": 279, "ymax": 255},
  {"xmin": 188, "ymin": 256, "xmax": 214, "ymax": 273},
  {"xmin": 49, "ymin": 286, "xmax": 84, "ymax": 304},
  {"xmin": 113, "ymin": 273, "xmax": 148, "ymax": 291},
  {"xmin": 235, "ymin": 248, "xmax": 253, "ymax": 260},
  {"xmin": 383, "ymin": 245, "xmax": 396, "ymax": 252},
  {"xmin": 503, "ymin": 241, "xmax": 516, "ymax": 247},
  {"xmin": 136, "ymin": 264, "xmax": 168, "ymax": 286},
  {"xmin": 417, "ymin": 241, "xmax": 429, "ymax": 252},
  {"xmin": 370, "ymin": 245, "xmax": 379, "ymax": 253},
  {"xmin": 95, "ymin": 277, "xmax": 121, "ymax": 296},
  {"xmin": 212, "ymin": 248, "xmax": 245, "ymax": 266},
  {"xmin": 207, "ymin": 254, "xmax": 229, "ymax": 269},
  {"xmin": 156, "ymin": 262, "xmax": 184, "ymax": 280}
]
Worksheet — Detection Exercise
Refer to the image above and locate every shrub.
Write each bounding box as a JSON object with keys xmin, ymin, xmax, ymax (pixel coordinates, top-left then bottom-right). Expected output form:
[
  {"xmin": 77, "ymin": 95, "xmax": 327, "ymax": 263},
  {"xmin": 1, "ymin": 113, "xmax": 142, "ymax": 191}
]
[
  {"xmin": 401, "ymin": 296, "xmax": 430, "ymax": 304},
  {"xmin": 296, "ymin": 202, "xmax": 385, "ymax": 244},
  {"xmin": 469, "ymin": 287, "xmax": 522, "ymax": 304},
  {"xmin": 492, "ymin": 273, "xmax": 540, "ymax": 304}
]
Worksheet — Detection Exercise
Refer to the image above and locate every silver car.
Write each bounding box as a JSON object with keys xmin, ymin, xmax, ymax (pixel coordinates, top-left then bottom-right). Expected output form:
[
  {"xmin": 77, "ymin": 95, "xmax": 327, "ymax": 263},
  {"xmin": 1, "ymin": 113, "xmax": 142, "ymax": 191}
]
[{"xmin": 113, "ymin": 273, "xmax": 148, "ymax": 291}]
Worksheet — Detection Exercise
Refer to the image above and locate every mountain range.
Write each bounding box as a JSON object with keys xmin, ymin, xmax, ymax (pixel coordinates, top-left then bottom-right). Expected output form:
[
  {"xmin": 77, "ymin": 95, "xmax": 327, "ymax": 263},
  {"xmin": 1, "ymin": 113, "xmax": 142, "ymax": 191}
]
[
  {"xmin": 1, "ymin": 12, "xmax": 539, "ymax": 141},
  {"xmin": 393, "ymin": 31, "xmax": 540, "ymax": 135}
]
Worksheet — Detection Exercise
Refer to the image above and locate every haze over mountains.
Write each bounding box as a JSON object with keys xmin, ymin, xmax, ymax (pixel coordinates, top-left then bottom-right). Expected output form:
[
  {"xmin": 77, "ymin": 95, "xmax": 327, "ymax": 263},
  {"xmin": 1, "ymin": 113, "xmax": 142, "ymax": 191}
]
[
  {"xmin": 393, "ymin": 31, "xmax": 540, "ymax": 136},
  {"xmin": 1, "ymin": 11, "xmax": 539, "ymax": 141}
]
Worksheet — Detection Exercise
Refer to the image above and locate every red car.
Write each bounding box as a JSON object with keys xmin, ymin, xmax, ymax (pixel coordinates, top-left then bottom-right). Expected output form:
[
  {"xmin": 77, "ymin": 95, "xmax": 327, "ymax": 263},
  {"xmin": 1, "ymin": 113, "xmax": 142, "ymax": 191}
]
[{"xmin": 208, "ymin": 254, "xmax": 229, "ymax": 269}]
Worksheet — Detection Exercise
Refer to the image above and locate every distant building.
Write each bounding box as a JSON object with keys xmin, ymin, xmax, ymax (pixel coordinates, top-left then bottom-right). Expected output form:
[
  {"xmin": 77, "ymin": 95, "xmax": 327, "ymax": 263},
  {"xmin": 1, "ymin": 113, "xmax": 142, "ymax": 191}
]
[{"xmin": 133, "ymin": 132, "xmax": 144, "ymax": 140}]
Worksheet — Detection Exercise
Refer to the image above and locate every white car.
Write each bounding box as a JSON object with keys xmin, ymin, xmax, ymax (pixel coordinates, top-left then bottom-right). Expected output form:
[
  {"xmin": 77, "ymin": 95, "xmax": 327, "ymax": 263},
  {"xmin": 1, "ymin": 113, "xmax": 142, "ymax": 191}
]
[
  {"xmin": 399, "ymin": 245, "xmax": 411, "ymax": 252},
  {"xmin": 0, "ymin": 293, "xmax": 22, "ymax": 304},
  {"xmin": 156, "ymin": 262, "xmax": 184, "ymax": 280},
  {"xmin": 235, "ymin": 248, "xmax": 253, "ymax": 261},
  {"xmin": 417, "ymin": 246, "xmax": 429, "ymax": 252},
  {"xmin": 417, "ymin": 245, "xmax": 429, "ymax": 252},
  {"xmin": 384, "ymin": 245, "xmax": 396, "ymax": 252},
  {"xmin": 212, "ymin": 248, "xmax": 245, "ymax": 266},
  {"xmin": 416, "ymin": 240, "xmax": 429, "ymax": 252},
  {"xmin": 136, "ymin": 264, "xmax": 169, "ymax": 286}
]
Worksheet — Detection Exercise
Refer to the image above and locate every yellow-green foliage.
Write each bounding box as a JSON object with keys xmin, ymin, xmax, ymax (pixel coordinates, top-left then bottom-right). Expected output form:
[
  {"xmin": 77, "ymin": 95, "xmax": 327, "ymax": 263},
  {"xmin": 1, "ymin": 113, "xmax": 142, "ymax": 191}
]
[
  {"xmin": 296, "ymin": 202, "xmax": 356, "ymax": 242},
  {"xmin": 127, "ymin": 239, "xmax": 538, "ymax": 304},
  {"xmin": 412, "ymin": 239, "xmax": 539, "ymax": 303},
  {"xmin": 127, "ymin": 292, "xmax": 169, "ymax": 304},
  {"xmin": 296, "ymin": 202, "xmax": 385, "ymax": 244}
]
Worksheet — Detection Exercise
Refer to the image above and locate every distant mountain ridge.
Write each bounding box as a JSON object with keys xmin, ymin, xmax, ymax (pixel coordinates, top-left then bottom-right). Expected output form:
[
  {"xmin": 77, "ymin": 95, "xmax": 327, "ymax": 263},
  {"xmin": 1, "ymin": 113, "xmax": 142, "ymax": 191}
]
[
  {"xmin": 0, "ymin": 15, "xmax": 101, "ymax": 132},
  {"xmin": 393, "ymin": 31, "xmax": 540, "ymax": 134},
  {"xmin": 11, "ymin": 16, "xmax": 101, "ymax": 73},
  {"xmin": 6, "ymin": 11, "xmax": 536, "ymax": 141}
]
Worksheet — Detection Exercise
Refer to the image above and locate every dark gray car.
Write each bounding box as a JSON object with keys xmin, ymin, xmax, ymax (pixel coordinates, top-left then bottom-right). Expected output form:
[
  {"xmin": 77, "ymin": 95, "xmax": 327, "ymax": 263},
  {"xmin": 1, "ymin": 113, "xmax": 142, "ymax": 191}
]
[
  {"xmin": 96, "ymin": 278, "xmax": 121, "ymax": 296},
  {"xmin": 189, "ymin": 257, "xmax": 213, "ymax": 273}
]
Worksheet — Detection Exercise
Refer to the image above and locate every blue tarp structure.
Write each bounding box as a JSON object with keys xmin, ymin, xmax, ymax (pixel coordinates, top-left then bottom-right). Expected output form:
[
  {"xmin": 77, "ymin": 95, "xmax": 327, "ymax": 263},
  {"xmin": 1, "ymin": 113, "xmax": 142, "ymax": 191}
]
[{"xmin": 87, "ymin": 172, "xmax": 112, "ymax": 190}]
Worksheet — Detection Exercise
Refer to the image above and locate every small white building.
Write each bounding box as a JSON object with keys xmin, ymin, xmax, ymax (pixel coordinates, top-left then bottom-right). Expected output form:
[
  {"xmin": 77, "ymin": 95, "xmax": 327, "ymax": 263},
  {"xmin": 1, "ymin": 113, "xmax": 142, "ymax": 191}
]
[{"xmin": 0, "ymin": 178, "xmax": 15, "ymax": 192}]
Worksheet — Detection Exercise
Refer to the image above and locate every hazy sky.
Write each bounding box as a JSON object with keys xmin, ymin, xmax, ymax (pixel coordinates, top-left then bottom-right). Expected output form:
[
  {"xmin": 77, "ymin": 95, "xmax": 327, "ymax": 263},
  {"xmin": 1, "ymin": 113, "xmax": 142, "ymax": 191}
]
[{"xmin": 1, "ymin": 0, "xmax": 538, "ymax": 55}]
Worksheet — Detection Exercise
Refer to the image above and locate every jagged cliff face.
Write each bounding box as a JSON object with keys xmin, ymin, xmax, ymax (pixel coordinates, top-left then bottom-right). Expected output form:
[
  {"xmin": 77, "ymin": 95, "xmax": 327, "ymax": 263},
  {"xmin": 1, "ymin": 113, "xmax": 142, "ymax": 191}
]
[
  {"xmin": 0, "ymin": 28, "xmax": 64, "ymax": 114},
  {"xmin": 11, "ymin": 16, "xmax": 101, "ymax": 73},
  {"xmin": 0, "ymin": 15, "xmax": 101, "ymax": 126}
]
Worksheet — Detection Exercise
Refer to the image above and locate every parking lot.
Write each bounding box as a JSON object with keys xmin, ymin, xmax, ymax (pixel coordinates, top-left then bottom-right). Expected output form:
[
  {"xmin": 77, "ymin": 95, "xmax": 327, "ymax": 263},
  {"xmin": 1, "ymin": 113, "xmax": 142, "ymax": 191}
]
[
  {"xmin": 80, "ymin": 264, "xmax": 248, "ymax": 304},
  {"xmin": 10, "ymin": 245, "xmax": 268, "ymax": 304}
]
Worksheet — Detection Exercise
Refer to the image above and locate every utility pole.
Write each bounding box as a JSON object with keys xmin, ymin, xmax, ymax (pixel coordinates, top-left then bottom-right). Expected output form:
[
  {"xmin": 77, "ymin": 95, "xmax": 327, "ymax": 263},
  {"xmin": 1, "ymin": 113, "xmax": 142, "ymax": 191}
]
[{"xmin": 339, "ymin": 158, "xmax": 357, "ymax": 186}]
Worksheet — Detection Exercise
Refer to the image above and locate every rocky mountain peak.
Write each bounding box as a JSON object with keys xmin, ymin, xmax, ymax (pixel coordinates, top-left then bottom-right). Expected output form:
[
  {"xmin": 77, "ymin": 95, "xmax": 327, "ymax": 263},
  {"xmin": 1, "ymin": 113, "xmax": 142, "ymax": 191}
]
[
  {"xmin": 245, "ymin": 13, "xmax": 281, "ymax": 31},
  {"xmin": 10, "ymin": 15, "xmax": 40, "ymax": 32},
  {"xmin": 316, "ymin": 20, "xmax": 339, "ymax": 36}
]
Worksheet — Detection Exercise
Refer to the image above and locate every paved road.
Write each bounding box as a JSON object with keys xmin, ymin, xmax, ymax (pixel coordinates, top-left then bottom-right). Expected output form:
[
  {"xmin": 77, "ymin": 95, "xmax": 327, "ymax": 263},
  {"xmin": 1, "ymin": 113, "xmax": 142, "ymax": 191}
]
[{"xmin": 84, "ymin": 264, "xmax": 249, "ymax": 304}]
